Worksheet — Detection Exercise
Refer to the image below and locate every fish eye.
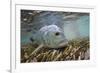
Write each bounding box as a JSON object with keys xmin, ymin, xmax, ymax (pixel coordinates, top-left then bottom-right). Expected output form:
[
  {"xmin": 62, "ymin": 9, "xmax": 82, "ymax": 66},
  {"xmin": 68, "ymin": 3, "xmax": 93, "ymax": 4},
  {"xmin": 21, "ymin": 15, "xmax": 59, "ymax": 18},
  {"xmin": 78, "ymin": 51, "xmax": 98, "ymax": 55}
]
[{"xmin": 55, "ymin": 32, "xmax": 60, "ymax": 36}]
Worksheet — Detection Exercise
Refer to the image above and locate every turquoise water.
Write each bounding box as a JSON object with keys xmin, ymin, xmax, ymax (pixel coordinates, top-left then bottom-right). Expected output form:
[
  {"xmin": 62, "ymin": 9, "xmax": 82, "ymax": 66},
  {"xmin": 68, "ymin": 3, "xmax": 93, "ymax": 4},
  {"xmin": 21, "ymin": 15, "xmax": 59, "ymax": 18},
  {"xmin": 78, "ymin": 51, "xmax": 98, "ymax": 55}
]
[
  {"xmin": 64, "ymin": 15, "xmax": 89, "ymax": 40},
  {"xmin": 78, "ymin": 15, "xmax": 89, "ymax": 37},
  {"xmin": 21, "ymin": 12, "xmax": 90, "ymax": 44}
]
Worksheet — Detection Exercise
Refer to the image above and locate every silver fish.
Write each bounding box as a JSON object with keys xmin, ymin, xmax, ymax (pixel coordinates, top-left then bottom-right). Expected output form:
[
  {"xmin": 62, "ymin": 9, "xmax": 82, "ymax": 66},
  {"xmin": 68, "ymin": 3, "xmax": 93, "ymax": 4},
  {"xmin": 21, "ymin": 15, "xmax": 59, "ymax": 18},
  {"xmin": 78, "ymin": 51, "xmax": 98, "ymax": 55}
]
[{"xmin": 31, "ymin": 24, "xmax": 68, "ymax": 48}]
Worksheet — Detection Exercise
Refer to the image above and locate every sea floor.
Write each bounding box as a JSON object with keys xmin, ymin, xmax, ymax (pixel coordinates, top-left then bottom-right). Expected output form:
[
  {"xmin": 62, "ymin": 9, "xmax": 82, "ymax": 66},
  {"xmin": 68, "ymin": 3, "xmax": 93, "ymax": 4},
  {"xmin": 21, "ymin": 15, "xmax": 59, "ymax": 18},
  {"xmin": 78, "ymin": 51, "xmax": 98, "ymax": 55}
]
[{"xmin": 21, "ymin": 37, "xmax": 89, "ymax": 63}]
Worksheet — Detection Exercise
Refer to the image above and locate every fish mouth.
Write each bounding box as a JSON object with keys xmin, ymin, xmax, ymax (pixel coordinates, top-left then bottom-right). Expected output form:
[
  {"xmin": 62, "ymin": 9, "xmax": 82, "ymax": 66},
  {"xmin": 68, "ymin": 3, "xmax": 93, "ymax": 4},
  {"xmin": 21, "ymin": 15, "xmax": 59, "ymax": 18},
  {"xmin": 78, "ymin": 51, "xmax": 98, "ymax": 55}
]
[{"xmin": 59, "ymin": 39, "xmax": 68, "ymax": 48}]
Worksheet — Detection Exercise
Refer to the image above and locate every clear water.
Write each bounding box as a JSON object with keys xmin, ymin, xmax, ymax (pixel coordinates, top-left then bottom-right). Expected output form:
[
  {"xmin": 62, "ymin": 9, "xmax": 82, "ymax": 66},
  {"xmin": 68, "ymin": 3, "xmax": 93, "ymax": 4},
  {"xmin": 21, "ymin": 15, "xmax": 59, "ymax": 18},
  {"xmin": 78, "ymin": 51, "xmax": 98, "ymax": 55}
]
[
  {"xmin": 64, "ymin": 15, "xmax": 89, "ymax": 40},
  {"xmin": 21, "ymin": 13, "xmax": 89, "ymax": 44}
]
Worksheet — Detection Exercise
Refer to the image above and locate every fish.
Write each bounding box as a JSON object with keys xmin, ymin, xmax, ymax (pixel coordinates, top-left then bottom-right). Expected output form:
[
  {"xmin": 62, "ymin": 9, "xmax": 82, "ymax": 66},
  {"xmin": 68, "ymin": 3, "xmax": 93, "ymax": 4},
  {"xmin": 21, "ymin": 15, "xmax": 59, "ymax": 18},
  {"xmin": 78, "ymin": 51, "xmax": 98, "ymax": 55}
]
[
  {"xmin": 21, "ymin": 11, "xmax": 68, "ymax": 48},
  {"xmin": 31, "ymin": 24, "xmax": 68, "ymax": 48}
]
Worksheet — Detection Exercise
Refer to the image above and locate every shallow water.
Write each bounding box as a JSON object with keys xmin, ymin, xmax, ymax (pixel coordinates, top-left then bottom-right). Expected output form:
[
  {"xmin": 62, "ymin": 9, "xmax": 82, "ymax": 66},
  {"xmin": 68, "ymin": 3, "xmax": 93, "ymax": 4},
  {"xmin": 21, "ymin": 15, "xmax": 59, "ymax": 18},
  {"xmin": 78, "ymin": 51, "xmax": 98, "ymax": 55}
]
[
  {"xmin": 21, "ymin": 12, "xmax": 89, "ymax": 44},
  {"xmin": 64, "ymin": 15, "xmax": 89, "ymax": 40}
]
